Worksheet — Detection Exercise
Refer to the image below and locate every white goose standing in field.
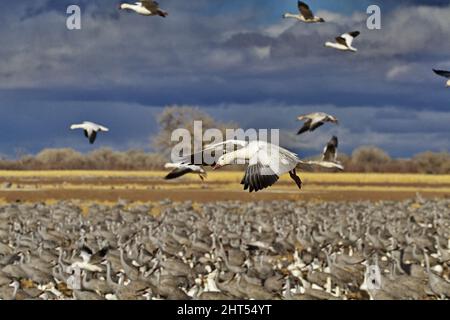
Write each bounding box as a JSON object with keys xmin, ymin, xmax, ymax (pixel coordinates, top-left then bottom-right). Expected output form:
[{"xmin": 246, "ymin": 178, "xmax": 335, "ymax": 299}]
[
  {"xmin": 433, "ymin": 69, "xmax": 450, "ymax": 87},
  {"xmin": 283, "ymin": 1, "xmax": 325, "ymax": 23},
  {"xmin": 325, "ymin": 31, "xmax": 360, "ymax": 52},
  {"xmin": 70, "ymin": 121, "xmax": 109, "ymax": 144},
  {"xmin": 164, "ymin": 163, "xmax": 207, "ymax": 181},
  {"xmin": 119, "ymin": 0, "xmax": 168, "ymax": 17},
  {"xmin": 296, "ymin": 112, "xmax": 338, "ymax": 135}
]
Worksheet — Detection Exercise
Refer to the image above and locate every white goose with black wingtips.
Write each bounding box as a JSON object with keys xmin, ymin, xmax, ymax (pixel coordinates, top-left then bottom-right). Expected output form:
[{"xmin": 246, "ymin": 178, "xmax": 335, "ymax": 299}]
[
  {"xmin": 325, "ymin": 31, "xmax": 360, "ymax": 52},
  {"xmin": 119, "ymin": 0, "xmax": 168, "ymax": 17},
  {"xmin": 180, "ymin": 140, "xmax": 340, "ymax": 193},
  {"xmin": 164, "ymin": 163, "xmax": 207, "ymax": 181},
  {"xmin": 300, "ymin": 136, "xmax": 344, "ymax": 171},
  {"xmin": 70, "ymin": 121, "xmax": 109, "ymax": 144},
  {"xmin": 296, "ymin": 112, "xmax": 338, "ymax": 135},
  {"xmin": 283, "ymin": 1, "xmax": 325, "ymax": 23}
]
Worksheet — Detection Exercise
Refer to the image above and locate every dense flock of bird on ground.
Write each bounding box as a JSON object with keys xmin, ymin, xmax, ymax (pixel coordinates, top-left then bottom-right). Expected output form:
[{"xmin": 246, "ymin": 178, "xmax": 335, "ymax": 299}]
[
  {"xmin": 0, "ymin": 197, "xmax": 449, "ymax": 300},
  {"xmin": 3, "ymin": 0, "xmax": 448, "ymax": 300}
]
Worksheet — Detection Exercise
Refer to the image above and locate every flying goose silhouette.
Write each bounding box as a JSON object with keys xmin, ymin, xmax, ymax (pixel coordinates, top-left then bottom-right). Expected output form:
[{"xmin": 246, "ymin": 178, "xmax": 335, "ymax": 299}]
[
  {"xmin": 119, "ymin": 0, "xmax": 168, "ymax": 17},
  {"xmin": 296, "ymin": 112, "xmax": 338, "ymax": 135},
  {"xmin": 325, "ymin": 31, "xmax": 360, "ymax": 52},
  {"xmin": 164, "ymin": 163, "xmax": 207, "ymax": 181},
  {"xmin": 283, "ymin": 1, "xmax": 325, "ymax": 23},
  {"xmin": 70, "ymin": 121, "xmax": 109, "ymax": 144},
  {"xmin": 297, "ymin": 136, "xmax": 344, "ymax": 171}
]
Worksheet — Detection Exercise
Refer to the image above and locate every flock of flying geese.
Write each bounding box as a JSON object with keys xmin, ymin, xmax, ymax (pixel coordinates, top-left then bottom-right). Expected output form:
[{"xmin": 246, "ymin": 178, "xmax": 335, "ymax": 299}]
[
  {"xmin": 71, "ymin": 0, "xmax": 450, "ymax": 192},
  {"xmin": 70, "ymin": 1, "xmax": 350, "ymax": 193},
  {"xmin": 68, "ymin": 0, "xmax": 449, "ymax": 194}
]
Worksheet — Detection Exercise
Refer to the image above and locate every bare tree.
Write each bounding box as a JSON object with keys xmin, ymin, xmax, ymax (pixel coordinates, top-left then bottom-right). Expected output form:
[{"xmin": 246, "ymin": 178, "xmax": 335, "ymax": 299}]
[{"xmin": 151, "ymin": 105, "xmax": 236, "ymax": 158}]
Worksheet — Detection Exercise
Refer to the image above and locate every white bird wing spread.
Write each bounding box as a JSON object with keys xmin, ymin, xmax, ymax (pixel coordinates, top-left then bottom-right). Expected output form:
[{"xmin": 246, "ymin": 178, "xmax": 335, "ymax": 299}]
[
  {"xmin": 181, "ymin": 139, "xmax": 248, "ymax": 165},
  {"xmin": 254, "ymin": 144, "xmax": 298, "ymax": 176},
  {"xmin": 79, "ymin": 122, "xmax": 108, "ymax": 132},
  {"xmin": 299, "ymin": 112, "xmax": 317, "ymax": 120},
  {"xmin": 97, "ymin": 125, "xmax": 109, "ymax": 132},
  {"xmin": 70, "ymin": 123, "xmax": 93, "ymax": 134},
  {"xmin": 70, "ymin": 124, "xmax": 83, "ymax": 130},
  {"xmin": 310, "ymin": 116, "xmax": 324, "ymax": 126},
  {"xmin": 203, "ymin": 139, "xmax": 248, "ymax": 150},
  {"xmin": 165, "ymin": 162, "xmax": 202, "ymax": 171},
  {"xmin": 241, "ymin": 144, "xmax": 298, "ymax": 192},
  {"xmin": 340, "ymin": 33, "xmax": 354, "ymax": 47},
  {"xmin": 298, "ymin": 160, "xmax": 344, "ymax": 171},
  {"xmin": 309, "ymin": 112, "xmax": 327, "ymax": 122},
  {"xmin": 164, "ymin": 162, "xmax": 180, "ymax": 169}
]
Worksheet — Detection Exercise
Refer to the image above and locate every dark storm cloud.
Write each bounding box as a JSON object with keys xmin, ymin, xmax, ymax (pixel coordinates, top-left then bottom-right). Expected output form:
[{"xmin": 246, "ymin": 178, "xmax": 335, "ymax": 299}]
[{"xmin": 0, "ymin": 1, "xmax": 449, "ymax": 157}]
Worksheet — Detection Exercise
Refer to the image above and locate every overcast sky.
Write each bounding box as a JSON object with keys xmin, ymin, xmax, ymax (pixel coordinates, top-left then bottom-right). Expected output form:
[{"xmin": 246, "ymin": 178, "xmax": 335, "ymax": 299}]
[{"xmin": 0, "ymin": 0, "xmax": 449, "ymax": 158}]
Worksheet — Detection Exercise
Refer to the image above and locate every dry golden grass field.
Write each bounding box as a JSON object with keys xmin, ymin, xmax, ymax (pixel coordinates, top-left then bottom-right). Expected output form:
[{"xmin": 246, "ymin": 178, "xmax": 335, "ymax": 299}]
[{"xmin": 0, "ymin": 170, "xmax": 449, "ymax": 204}]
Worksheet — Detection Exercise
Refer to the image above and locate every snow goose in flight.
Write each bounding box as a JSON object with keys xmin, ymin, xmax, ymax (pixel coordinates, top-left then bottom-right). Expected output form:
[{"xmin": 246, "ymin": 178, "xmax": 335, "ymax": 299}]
[
  {"xmin": 70, "ymin": 121, "xmax": 109, "ymax": 144},
  {"xmin": 119, "ymin": 1, "xmax": 168, "ymax": 17},
  {"xmin": 164, "ymin": 163, "xmax": 207, "ymax": 181},
  {"xmin": 301, "ymin": 136, "xmax": 344, "ymax": 171},
  {"xmin": 296, "ymin": 112, "xmax": 338, "ymax": 135},
  {"xmin": 184, "ymin": 140, "xmax": 303, "ymax": 192},
  {"xmin": 325, "ymin": 31, "xmax": 360, "ymax": 52},
  {"xmin": 433, "ymin": 69, "xmax": 450, "ymax": 87},
  {"xmin": 181, "ymin": 140, "xmax": 339, "ymax": 192},
  {"xmin": 283, "ymin": 1, "xmax": 325, "ymax": 23},
  {"xmin": 322, "ymin": 136, "xmax": 339, "ymax": 162}
]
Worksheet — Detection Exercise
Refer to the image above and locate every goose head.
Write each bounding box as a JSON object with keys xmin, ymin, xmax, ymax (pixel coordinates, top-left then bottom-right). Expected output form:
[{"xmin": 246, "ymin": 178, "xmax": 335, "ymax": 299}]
[
  {"xmin": 213, "ymin": 152, "xmax": 237, "ymax": 170},
  {"xmin": 327, "ymin": 115, "xmax": 339, "ymax": 124}
]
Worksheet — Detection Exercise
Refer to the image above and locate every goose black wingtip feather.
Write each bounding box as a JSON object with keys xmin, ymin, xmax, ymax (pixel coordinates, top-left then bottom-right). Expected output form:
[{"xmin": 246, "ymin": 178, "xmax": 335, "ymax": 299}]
[{"xmin": 241, "ymin": 164, "xmax": 279, "ymax": 193}]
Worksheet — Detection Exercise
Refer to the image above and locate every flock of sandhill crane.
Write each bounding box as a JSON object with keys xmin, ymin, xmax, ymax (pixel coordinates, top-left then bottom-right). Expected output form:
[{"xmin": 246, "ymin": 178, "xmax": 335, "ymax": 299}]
[{"xmin": 0, "ymin": 197, "xmax": 449, "ymax": 300}]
